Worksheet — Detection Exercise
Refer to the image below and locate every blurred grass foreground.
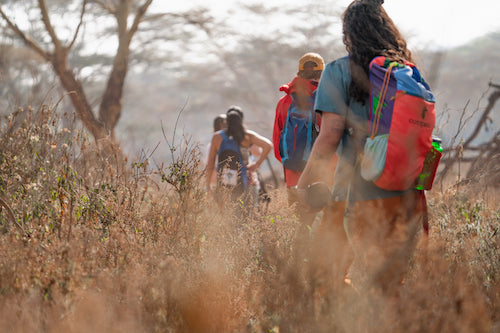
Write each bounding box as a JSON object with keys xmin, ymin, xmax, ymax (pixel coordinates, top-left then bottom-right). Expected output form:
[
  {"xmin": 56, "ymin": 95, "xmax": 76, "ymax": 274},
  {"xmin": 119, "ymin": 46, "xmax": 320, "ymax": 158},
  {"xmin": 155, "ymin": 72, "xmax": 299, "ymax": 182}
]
[{"xmin": 0, "ymin": 105, "xmax": 498, "ymax": 333}]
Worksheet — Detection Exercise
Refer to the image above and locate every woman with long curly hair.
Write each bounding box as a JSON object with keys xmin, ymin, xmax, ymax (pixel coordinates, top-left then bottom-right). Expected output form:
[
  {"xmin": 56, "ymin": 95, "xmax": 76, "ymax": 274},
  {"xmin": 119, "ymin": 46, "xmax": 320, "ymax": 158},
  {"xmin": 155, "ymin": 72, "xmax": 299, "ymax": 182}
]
[{"xmin": 297, "ymin": 0, "xmax": 429, "ymax": 295}]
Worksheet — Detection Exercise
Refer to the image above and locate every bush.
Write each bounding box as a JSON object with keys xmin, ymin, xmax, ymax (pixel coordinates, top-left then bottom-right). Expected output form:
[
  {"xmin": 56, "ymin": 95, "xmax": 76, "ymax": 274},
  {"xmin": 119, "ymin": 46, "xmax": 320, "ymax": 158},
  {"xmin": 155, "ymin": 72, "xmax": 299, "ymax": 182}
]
[{"xmin": 0, "ymin": 106, "xmax": 498, "ymax": 332}]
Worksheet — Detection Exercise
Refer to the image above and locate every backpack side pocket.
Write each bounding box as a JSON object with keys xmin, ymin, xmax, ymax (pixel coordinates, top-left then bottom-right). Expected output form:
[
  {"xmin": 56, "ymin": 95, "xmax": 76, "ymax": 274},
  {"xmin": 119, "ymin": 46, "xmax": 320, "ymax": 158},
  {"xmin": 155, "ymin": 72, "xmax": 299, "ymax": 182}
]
[{"xmin": 360, "ymin": 134, "xmax": 388, "ymax": 182}]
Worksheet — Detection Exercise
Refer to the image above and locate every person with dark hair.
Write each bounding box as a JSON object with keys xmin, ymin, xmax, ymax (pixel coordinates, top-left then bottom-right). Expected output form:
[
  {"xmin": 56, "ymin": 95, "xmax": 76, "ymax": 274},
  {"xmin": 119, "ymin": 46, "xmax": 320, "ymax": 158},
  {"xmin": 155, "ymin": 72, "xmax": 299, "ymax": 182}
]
[
  {"xmin": 205, "ymin": 114, "xmax": 227, "ymax": 189},
  {"xmin": 225, "ymin": 106, "xmax": 245, "ymax": 145},
  {"xmin": 296, "ymin": 0, "xmax": 428, "ymax": 295},
  {"xmin": 213, "ymin": 113, "xmax": 227, "ymax": 132},
  {"xmin": 206, "ymin": 106, "xmax": 272, "ymax": 209}
]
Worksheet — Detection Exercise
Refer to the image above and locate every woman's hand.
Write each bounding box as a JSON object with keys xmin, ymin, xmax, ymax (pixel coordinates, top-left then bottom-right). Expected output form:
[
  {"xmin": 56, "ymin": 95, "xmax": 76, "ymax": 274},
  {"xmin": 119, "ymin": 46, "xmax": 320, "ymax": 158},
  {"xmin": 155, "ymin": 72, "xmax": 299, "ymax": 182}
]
[{"xmin": 246, "ymin": 162, "xmax": 258, "ymax": 173}]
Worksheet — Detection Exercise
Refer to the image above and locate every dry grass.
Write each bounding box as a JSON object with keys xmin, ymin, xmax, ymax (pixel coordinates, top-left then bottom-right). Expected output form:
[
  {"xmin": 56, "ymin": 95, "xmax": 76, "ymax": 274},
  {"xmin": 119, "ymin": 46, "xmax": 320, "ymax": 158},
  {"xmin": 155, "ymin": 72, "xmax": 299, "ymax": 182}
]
[{"xmin": 0, "ymin": 106, "xmax": 498, "ymax": 332}]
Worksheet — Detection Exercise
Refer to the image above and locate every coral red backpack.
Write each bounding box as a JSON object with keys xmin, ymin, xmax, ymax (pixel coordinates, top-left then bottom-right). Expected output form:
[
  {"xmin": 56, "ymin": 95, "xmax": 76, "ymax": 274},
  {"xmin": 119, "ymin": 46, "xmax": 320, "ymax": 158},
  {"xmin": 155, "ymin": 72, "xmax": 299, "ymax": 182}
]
[{"xmin": 360, "ymin": 56, "xmax": 436, "ymax": 191}]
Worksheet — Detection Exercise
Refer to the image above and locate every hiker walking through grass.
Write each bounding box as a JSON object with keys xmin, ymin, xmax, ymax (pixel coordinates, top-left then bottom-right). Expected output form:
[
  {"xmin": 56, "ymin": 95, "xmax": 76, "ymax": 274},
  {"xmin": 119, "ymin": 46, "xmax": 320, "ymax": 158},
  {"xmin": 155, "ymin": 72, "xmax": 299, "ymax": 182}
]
[
  {"xmin": 296, "ymin": 0, "xmax": 430, "ymax": 295},
  {"xmin": 205, "ymin": 114, "xmax": 227, "ymax": 190},
  {"xmin": 273, "ymin": 52, "xmax": 337, "ymax": 229},
  {"xmin": 206, "ymin": 106, "xmax": 272, "ymax": 214}
]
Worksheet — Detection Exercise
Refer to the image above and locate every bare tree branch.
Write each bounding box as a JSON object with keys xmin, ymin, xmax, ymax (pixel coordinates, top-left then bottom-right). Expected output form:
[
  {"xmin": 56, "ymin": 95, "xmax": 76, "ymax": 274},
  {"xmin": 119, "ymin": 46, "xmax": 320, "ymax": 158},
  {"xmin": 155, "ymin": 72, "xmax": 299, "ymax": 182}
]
[
  {"xmin": 462, "ymin": 87, "xmax": 500, "ymax": 149},
  {"xmin": 0, "ymin": 5, "xmax": 50, "ymax": 61},
  {"xmin": 38, "ymin": 0, "xmax": 63, "ymax": 52},
  {"xmin": 127, "ymin": 0, "xmax": 153, "ymax": 44},
  {"xmin": 438, "ymin": 83, "xmax": 500, "ymax": 183},
  {"xmin": 90, "ymin": 0, "xmax": 115, "ymax": 14},
  {"xmin": 489, "ymin": 81, "xmax": 500, "ymax": 90},
  {"xmin": 67, "ymin": 0, "xmax": 89, "ymax": 52}
]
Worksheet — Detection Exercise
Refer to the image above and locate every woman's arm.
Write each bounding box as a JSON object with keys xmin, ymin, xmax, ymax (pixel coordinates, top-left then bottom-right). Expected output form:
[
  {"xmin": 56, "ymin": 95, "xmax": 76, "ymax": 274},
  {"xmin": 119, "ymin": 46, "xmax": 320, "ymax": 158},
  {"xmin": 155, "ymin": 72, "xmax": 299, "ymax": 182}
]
[
  {"xmin": 296, "ymin": 112, "xmax": 345, "ymax": 197},
  {"xmin": 246, "ymin": 130, "xmax": 272, "ymax": 172},
  {"xmin": 205, "ymin": 133, "xmax": 222, "ymax": 189}
]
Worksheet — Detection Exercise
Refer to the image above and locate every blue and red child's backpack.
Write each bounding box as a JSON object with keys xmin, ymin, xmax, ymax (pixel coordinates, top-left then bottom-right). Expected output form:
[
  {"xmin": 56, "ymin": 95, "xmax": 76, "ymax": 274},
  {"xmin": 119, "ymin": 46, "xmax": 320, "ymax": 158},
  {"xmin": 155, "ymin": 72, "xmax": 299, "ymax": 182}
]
[
  {"xmin": 360, "ymin": 56, "xmax": 436, "ymax": 191},
  {"xmin": 278, "ymin": 92, "xmax": 319, "ymax": 171}
]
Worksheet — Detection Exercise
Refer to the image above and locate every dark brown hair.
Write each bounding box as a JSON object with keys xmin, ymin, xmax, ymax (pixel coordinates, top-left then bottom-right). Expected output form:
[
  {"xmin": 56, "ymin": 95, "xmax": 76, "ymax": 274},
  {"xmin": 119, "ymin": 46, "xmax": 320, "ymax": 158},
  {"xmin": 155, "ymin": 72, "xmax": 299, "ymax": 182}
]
[
  {"xmin": 213, "ymin": 114, "xmax": 227, "ymax": 132},
  {"xmin": 343, "ymin": 0, "xmax": 412, "ymax": 103},
  {"xmin": 226, "ymin": 106, "xmax": 245, "ymax": 145}
]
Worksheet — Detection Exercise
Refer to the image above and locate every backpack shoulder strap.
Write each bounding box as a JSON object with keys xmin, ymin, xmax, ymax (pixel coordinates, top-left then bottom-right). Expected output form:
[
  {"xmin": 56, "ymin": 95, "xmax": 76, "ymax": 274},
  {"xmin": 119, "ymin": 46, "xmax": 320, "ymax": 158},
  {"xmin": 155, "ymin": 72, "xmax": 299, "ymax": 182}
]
[{"xmin": 219, "ymin": 130, "xmax": 229, "ymax": 141}]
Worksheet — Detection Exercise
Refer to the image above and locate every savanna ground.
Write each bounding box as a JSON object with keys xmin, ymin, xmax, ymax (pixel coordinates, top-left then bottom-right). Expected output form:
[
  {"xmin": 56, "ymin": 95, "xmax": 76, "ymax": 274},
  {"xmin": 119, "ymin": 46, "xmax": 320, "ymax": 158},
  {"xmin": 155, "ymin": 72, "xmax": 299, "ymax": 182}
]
[{"xmin": 0, "ymin": 106, "xmax": 498, "ymax": 333}]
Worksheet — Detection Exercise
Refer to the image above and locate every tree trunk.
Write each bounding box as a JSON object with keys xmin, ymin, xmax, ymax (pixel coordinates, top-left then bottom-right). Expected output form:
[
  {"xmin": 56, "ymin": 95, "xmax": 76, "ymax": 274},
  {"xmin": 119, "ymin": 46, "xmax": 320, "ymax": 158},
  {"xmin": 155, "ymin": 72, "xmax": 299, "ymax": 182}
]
[
  {"xmin": 97, "ymin": 0, "xmax": 152, "ymax": 140},
  {"xmin": 51, "ymin": 51, "xmax": 108, "ymax": 140},
  {"xmin": 98, "ymin": 40, "xmax": 130, "ymax": 140}
]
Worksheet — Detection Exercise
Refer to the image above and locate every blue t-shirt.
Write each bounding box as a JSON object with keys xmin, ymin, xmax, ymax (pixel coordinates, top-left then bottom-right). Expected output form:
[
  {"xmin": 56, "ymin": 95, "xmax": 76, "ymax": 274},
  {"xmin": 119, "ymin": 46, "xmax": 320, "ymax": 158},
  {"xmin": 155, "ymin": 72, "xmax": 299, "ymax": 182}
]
[{"xmin": 315, "ymin": 56, "xmax": 406, "ymax": 201}]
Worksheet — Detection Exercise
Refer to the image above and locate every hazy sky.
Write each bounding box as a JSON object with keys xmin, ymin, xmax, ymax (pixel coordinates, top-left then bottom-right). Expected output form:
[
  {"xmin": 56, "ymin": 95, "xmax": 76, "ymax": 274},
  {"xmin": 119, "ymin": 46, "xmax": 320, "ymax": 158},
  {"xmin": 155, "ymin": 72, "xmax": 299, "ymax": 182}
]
[
  {"xmin": 377, "ymin": 0, "xmax": 500, "ymax": 48},
  {"xmin": 151, "ymin": 0, "xmax": 500, "ymax": 49}
]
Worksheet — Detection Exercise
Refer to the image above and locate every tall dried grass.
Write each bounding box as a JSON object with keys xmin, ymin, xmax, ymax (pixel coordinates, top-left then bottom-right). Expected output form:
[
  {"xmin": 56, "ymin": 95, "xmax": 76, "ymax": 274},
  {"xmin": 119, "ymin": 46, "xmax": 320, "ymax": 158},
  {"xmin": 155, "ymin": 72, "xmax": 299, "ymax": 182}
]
[{"xmin": 0, "ymin": 106, "xmax": 498, "ymax": 332}]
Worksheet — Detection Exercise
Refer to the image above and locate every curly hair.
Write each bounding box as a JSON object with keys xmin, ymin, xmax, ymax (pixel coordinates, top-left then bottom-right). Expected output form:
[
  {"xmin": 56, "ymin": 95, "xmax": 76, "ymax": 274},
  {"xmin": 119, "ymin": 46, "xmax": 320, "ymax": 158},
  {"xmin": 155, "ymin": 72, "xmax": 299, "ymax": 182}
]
[{"xmin": 343, "ymin": 0, "xmax": 412, "ymax": 103}]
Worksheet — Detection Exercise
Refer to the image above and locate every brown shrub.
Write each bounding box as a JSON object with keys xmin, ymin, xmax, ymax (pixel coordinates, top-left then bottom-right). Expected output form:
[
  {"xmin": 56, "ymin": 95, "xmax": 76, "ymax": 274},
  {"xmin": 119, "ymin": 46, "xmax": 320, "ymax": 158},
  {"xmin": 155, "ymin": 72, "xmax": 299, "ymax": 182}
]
[{"xmin": 0, "ymin": 106, "xmax": 498, "ymax": 332}]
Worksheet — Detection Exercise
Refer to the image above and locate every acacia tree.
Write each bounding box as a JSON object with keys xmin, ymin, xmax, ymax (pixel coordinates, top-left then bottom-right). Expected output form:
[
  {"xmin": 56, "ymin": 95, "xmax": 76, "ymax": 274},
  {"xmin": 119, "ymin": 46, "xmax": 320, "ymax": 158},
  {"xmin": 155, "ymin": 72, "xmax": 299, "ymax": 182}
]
[{"xmin": 0, "ymin": 0, "xmax": 160, "ymax": 147}]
